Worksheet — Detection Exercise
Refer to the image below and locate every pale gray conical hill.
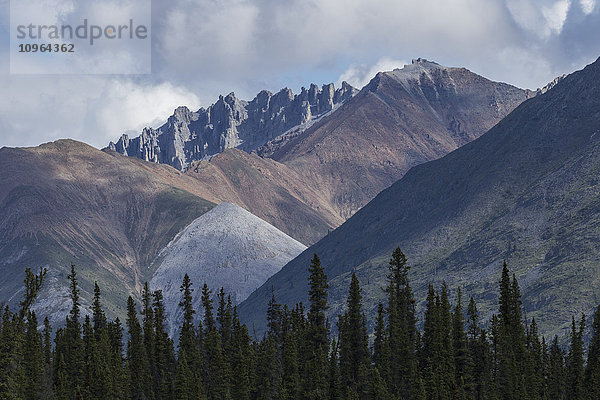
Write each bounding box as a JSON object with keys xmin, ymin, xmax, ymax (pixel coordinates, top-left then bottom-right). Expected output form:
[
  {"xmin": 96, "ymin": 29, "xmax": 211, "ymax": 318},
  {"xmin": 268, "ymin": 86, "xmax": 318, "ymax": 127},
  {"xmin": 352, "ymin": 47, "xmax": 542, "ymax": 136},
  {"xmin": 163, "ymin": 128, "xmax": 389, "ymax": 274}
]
[{"xmin": 150, "ymin": 202, "xmax": 306, "ymax": 338}]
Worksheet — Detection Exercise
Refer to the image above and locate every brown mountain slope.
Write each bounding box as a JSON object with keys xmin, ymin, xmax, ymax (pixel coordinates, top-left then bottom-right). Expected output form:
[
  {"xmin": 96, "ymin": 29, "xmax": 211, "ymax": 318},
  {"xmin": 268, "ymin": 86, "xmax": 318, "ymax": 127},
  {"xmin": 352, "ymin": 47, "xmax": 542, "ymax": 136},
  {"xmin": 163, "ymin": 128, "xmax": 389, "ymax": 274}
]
[
  {"xmin": 260, "ymin": 59, "xmax": 533, "ymax": 219},
  {"xmin": 184, "ymin": 149, "xmax": 343, "ymax": 245},
  {"xmin": 0, "ymin": 139, "xmax": 214, "ymax": 324}
]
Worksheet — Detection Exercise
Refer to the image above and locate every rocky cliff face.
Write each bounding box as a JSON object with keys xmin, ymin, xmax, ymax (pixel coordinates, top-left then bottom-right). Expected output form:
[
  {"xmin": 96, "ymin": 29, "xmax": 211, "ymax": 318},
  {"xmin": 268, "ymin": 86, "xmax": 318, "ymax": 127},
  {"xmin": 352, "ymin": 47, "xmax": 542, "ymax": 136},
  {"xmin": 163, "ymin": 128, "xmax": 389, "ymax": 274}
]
[
  {"xmin": 107, "ymin": 82, "xmax": 357, "ymax": 171},
  {"xmin": 149, "ymin": 202, "xmax": 306, "ymax": 338}
]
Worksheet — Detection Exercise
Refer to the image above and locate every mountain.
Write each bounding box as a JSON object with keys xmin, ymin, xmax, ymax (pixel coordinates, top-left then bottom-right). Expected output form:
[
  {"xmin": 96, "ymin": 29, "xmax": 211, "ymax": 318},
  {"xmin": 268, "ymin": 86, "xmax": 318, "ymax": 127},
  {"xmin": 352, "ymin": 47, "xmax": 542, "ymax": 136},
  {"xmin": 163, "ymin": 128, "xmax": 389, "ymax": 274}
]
[
  {"xmin": 0, "ymin": 140, "xmax": 215, "ymax": 326},
  {"xmin": 107, "ymin": 60, "xmax": 533, "ymax": 247},
  {"xmin": 108, "ymin": 82, "xmax": 357, "ymax": 171},
  {"xmin": 150, "ymin": 202, "xmax": 306, "ymax": 338},
  {"xmin": 239, "ymin": 57, "xmax": 600, "ymax": 338},
  {"xmin": 2, "ymin": 60, "xmax": 537, "ymax": 328},
  {"xmin": 258, "ymin": 58, "xmax": 534, "ymax": 219}
]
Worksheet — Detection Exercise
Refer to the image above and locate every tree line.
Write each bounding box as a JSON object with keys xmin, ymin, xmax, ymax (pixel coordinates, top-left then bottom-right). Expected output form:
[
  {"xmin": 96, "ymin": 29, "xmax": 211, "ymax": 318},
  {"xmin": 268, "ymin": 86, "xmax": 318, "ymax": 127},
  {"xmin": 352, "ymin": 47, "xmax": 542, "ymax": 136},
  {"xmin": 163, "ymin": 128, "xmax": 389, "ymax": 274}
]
[{"xmin": 1, "ymin": 248, "xmax": 600, "ymax": 399}]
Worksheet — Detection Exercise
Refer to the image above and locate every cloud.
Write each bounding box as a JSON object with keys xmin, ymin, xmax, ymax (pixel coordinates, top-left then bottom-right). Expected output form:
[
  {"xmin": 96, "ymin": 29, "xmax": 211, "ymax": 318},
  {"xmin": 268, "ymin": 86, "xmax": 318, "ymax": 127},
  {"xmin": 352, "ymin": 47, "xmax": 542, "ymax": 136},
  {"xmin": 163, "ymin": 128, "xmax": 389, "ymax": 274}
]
[
  {"xmin": 0, "ymin": 76, "xmax": 200, "ymax": 149},
  {"xmin": 1, "ymin": 0, "xmax": 600, "ymax": 148},
  {"xmin": 579, "ymin": 0, "xmax": 596, "ymax": 14},
  {"xmin": 506, "ymin": 0, "xmax": 571, "ymax": 39},
  {"xmin": 337, "ymin": 58, "xmax": 409, "ymax": 89},
  {"xmin": 543, "ymin": 0, "xmax": 572, "ymax": 35}
]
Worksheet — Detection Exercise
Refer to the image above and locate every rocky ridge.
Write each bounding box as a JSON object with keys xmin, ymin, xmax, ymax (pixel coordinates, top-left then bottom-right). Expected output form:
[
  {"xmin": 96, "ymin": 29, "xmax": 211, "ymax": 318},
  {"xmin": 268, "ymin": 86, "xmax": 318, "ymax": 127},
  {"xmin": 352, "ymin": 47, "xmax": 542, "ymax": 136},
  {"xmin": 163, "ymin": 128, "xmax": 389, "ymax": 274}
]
[{"xmin": 108, "ymin": 82, "xmax": 357, "ymax": 171}]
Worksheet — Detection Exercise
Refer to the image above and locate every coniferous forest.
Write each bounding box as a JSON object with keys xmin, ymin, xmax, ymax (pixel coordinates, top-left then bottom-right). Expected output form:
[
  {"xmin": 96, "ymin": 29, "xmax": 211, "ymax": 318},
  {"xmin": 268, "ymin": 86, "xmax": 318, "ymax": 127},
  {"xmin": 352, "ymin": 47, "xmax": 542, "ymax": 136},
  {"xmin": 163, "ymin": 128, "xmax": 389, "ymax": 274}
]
[{"xmin": 2, "ymin": 248, "xmax": 600, "ymax": 400}]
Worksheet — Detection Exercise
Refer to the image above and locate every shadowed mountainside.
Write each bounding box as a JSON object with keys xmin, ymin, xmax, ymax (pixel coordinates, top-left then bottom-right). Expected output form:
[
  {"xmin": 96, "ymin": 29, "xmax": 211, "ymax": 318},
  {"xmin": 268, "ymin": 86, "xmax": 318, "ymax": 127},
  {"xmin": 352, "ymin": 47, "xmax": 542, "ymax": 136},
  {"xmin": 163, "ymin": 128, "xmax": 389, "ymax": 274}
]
[{"xmin": 239, "ymin": 57, "xmax": 600, "ymax": 339}]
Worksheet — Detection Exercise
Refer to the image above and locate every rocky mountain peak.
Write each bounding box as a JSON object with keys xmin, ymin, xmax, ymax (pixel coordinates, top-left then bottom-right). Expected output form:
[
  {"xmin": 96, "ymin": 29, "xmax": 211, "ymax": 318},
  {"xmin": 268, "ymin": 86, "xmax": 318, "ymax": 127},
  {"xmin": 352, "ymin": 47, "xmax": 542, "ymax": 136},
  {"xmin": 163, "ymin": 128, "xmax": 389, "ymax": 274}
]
[
  {"xmin": 536, "ymin": 74, "xmax": 567, "ymax": 95},
  {"xmin": 411, "ymin": 57, "xmax": 441, "ymax": 67},
  {"xmin": 107, "ymin": 82, "xmax": 356, "ymax": 171}
]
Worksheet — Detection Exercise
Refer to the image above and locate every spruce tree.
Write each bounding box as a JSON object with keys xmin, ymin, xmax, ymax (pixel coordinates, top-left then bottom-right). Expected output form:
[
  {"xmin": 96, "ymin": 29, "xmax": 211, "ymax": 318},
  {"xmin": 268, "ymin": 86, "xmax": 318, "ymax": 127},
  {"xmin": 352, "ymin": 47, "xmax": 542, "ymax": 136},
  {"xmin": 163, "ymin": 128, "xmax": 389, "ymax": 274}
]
[
  {"xmin": 126, "ymin": 296, "xmax": 154, "ymax": 400},
  {"xmin": 281, "ymin": 309, "xmax": 300, "ymax": 399},
  {"xmin": 178, "ymin": 274, "xmax": 197, "ymax": 360},
  {"xmin": 585, "ymin": 305, "xmax": 600, "ymax": 400},
  {"xmin": 255, "ymin": 334, "xmax": 281, "ymax": 400},
  {"xmin": 62, "ymin": 265, "xmax": 85, "ymax": 399},
  {"xmin": 40, "ymin": 316, "xmax": 54, "ymax": 399},
  {"xmin": 23, "ymin": 311, "xmax": 43, "ymax": 400},
  {"xmin": 338, "ymin": 273, "xmax": 370, "ymax": 397},
  {"xmin": 19, "ymin": 267, "xmax": 47, "ymax": 319},
  {"xmin": 201, "ymin": 283, "xmax": 229, "ymax": 400},
  {"xmin": 566, "ymin": 314, "xmax": 585, "ymax": 400},
  {"xmin": 368, "ymin": 367, "xmax": 392, "ymax": 400},
  {"xmin": 385, "ymin": 248, "xmax": 422, "ymax": 400},
  {"xmin": 175, "ymin": 350, "xmax": 205, "ymax": 400},
  {"xmin": 153, "ymin": 289, "xmax": 176, "ymax": 399},
  {"xmin": 230, "ymin": 308, "xmax": 253, "ymax": 400},
  {"xmin": 421, "ymin": 284, "xmax": 438, "ymax": 398},
  {"xmin": 174, "ymin": 274, "xmax": 206, "ymax": 399},
  {"xmin": 107, "ymin": 317, "xmax": 127, "ymax": 398},
  {"xmin": 141, "ymin": 282, "xmax": 156, "ymax": 391},
  {"xmin": 86, "ymin": 283, "xmax": 112, "ymax": 399},
  {"xmin": 421, "ymin": 284, "xmax": 455, "ymax": 400},
  {"xmin": 217, "ymin": 289, "xmax": 233, "ymax": 349},
  {"xmin": 177, "ymin": 275, "xmax": 204, "ymax": 400},
  {"xmin": 439, "ymin": 283, "xmax": 456, "ymax": 398},
  {"xmin": 547, "ymin": 335, "xmax": 565, "ymax": 400},
  {"xmin": 267, "ymin": 289, "xmax": 283, "ymax": 343},
  {"xmin": 92, "ymin": 281, "xmax": 107, "ymax": 340},
  {"xmin": 304, "ymin": 253, "xmax": 330, "ymax": 398},
  {"xmin": 452, "ymin": 288, "xmax": 471, "ymax": 398},
  {"xmin": 467, "ymin": 298, "xmax": 493, "ymax": 400},
  {"xmin": 494, "ymin": 262, "xmax": 528, "ymax": 400},
  {"xmin": 328, "ymin": 338, "xmax": 342, "ymax": 400},
  {"xmin": 264, "ymin": 290, "xmax": 284, "ymax": 397},
  {"xmin": 307, "ymin": 254, "xmax": 329, "ymax": 350},
  {"xmin": 373, "ymin": 302, "xmax": 390, "ymax": 385},
  {"xmin": 525, "ymin": 318, "xmax": 544, "ymax": 400}
]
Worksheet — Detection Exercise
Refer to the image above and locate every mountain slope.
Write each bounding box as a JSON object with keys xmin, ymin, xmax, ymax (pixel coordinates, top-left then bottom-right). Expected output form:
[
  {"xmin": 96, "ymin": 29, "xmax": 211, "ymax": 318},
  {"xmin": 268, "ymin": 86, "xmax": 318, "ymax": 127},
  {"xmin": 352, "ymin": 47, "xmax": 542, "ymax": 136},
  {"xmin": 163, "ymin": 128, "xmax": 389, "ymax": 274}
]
[
  {"xmin": 0, "ymin": 140, "xmax": 215, "ymax": 325},
  {"xmin": 259, "ymin": 59, "xmax": 534, "ymax": 219},
  {"xmin": 239, "ymin": 57, "xmax": 600, "ymax": 338},
  {"xmin": 184, "ymin": 149, "xmax": 343, "ymax": 245},
  {"xmin": 150, "ymin": 202, "xmax": 306, "ymax": 338}
]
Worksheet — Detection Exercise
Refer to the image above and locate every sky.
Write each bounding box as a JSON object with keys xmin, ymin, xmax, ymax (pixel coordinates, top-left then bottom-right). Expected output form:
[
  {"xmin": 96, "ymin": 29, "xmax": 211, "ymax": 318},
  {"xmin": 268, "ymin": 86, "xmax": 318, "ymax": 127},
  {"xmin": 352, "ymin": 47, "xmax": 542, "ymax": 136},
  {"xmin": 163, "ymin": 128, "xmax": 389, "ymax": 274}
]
[{"xmin": 0, "ymin": 0, "xmax": 599, "ymax": 149}]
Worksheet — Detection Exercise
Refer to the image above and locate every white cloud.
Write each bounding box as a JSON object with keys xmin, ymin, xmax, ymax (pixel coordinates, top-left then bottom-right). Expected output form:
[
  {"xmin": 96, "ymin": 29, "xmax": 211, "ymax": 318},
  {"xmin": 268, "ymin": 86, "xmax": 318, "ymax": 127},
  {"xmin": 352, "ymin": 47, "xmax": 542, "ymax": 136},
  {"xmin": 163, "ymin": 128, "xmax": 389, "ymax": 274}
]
[
  {"xmin": 337, "ymin": 58, "xmax": 409, "ymax": 89},
  {"xmin": 506, "ymin": 0, "xmax": 571, "ymax": 39},
  {"xmin": 84, "ymin": 80, "xmax": 202, "ymax": 145},
  {"xmin": 580, "ymin": 0, "xmax": 596, "ymax": 13},
  {"xmin": 543, "ymin": 0, "xmax": 571, "ymax": 35},
  {"xmin": 0, "ymin": 76, "xmax": 200, "ymax": 149}
]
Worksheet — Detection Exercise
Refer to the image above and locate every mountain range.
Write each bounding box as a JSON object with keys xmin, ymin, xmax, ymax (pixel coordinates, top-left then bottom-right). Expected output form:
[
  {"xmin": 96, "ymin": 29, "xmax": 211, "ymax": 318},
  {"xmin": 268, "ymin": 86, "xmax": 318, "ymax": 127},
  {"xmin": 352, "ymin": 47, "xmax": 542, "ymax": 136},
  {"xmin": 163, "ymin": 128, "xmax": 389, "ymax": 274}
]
[
  {"xmin": 238, "ymin": 56, "xmax": 600, "ymax": 339},
  {"xmin": 0, "ymin": 58, "xmax": 557, "ymax": 332},
  {"xmin": 109, "ymin": 59, "xmax": 532, "ymax": 244}
]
